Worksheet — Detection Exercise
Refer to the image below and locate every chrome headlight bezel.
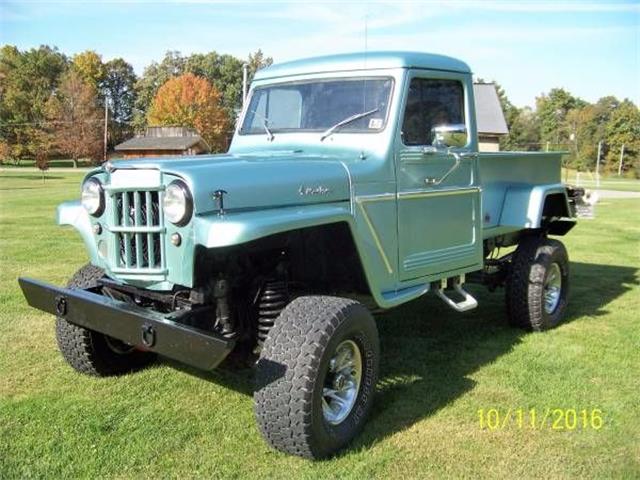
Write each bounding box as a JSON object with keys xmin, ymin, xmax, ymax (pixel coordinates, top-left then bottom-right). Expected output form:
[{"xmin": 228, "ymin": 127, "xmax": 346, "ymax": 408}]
[
  {"xmin": 163, "ymin": 180, "xmax": 193, "ymax": 226},
  {"xmin": 81, "ymin": 177, "xmax": 105, "ymax": 217}
]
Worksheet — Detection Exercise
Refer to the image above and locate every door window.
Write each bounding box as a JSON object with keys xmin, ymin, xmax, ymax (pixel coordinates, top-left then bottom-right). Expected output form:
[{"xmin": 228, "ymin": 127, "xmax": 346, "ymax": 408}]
[{"xmin": 401, "ymin": 78, "xmax": 465, "ymax": 146}]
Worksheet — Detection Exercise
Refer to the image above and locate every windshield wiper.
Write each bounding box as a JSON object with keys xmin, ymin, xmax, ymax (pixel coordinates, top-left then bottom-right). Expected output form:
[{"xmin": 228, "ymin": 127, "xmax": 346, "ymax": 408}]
[
  {"xmin": 249, "ymin": 110, "xmax": 274, "ymax": 141},
  {"xmin": 320, "ymin": 108, "xmax": 379, "ymax": 142}
]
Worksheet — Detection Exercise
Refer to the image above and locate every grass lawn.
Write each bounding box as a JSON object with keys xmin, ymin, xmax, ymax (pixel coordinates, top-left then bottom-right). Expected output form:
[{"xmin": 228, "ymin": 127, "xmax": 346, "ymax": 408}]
[
  {"xmin": 562, "ymin": 168, "xmax": 640, "ymax": 192},
  {"xmin": 0, "ymin": 159, "xmax": 97, "ymax": 169},
  {"xmin": 1, "ymin": 171, "xmax": 638, "ymax": 478}
]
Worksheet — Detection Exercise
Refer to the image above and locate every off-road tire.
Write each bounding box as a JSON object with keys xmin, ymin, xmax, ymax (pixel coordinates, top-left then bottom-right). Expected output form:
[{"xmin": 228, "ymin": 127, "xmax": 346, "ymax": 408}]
[
  {"xmin": 506, "ymin": 236, "xmax": 570, "ymax": 331},
  {"xmin": 254, "ymin": 296, "xmax": 379, "ymax": 459},
  {"xmin": 55, "ymin": 264, "xmax": 156, "ymax": 376}
]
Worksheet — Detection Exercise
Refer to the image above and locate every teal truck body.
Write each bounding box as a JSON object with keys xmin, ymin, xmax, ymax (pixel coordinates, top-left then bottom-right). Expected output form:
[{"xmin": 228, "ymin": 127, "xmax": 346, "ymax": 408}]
[{"xmin": 19, "ymin": 52, "xmax": 578, "ymax": 459}]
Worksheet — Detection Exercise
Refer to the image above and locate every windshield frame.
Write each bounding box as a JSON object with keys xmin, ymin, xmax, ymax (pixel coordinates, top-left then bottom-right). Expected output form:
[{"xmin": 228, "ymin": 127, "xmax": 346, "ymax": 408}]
[{"xmin": 238, "ymin": 76, "xmax": 396, "ymax": 137}]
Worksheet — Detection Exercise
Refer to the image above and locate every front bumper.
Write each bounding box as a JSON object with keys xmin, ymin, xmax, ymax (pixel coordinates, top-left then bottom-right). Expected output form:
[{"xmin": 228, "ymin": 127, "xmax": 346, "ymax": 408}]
[{"xmin": 18, "ymin": 277, "xmax": 234, "ymax": 371}]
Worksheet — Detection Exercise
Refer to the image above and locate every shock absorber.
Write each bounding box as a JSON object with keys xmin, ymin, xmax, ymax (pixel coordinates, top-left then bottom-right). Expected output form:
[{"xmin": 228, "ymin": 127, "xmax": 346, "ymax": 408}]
[{"xmin": 256, "ymin": 279, "xmax": 289, "ymax": 348}]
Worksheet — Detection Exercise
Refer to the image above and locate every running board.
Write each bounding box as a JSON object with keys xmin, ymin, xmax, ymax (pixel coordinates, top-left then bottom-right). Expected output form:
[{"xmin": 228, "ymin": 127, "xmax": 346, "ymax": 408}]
[{"xmin": 434, "ymin": 276, "xmax": 478, "ymax": 312}]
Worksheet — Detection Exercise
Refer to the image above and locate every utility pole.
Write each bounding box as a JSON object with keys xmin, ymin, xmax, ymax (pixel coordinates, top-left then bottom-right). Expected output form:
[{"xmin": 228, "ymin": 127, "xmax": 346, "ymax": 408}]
[
  {"xmin": 596, "ymin": 140, "xmax": 602, "ymax": 188},
  {"xmin": 242, "ymin": 63, "xmax": 248, "ymax": 107},
  {"xmin": 618, "ymin": 144, "xmax": 625, "ymax": 176},
  {"xmin": 103, "ymin": 96, "xmax": 108, "ymax": 163}
]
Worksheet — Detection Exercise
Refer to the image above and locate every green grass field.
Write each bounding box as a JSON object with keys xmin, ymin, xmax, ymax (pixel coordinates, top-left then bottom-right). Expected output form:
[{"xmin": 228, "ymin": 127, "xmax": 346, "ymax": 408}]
[
  {"xmin": 1, "ymin": 171, "xmax": 638, "ymax": 478},
  {"xmin": 562, "ymin": 168, "xmax": 640, "ymax": 192}
]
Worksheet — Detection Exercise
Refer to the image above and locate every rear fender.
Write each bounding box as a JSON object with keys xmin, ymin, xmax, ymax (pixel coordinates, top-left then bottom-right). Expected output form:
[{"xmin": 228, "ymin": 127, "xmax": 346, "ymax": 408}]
[{"xmin": 499, "ymin": 184, "xmax": 576, "ymax": 234}]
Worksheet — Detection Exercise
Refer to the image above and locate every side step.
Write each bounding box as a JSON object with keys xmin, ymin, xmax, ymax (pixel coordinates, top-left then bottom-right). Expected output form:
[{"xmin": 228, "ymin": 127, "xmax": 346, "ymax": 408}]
[{"xmin": 434, "ymin": 275, "xmax": 478, "ymax": 312}]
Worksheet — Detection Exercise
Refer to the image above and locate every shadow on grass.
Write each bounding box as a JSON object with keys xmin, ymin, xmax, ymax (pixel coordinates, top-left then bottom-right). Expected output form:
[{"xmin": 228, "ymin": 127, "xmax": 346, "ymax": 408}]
[{"xmin": 167, "ymin": 261, "xmax": 638, "ymax": 455}]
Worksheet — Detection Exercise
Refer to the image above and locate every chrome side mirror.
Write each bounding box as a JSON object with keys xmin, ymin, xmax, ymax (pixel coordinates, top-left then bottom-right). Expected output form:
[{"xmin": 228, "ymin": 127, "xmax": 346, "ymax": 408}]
[{"xmin": 431, "ymin": 124, "xmax": 467, "ymax": 149}]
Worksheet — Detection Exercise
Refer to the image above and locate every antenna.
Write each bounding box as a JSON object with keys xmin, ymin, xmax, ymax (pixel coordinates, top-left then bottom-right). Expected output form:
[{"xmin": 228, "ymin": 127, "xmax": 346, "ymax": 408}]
[{"xmin": 364, "ymin": 14, "xmax": 368, "ymax": 55}]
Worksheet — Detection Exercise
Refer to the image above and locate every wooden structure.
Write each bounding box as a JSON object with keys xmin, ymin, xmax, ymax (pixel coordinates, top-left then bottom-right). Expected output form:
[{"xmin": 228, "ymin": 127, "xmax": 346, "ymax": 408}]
[{"xmin": 114, "ymin": 127, "xmax": 210, "ymax": 159}]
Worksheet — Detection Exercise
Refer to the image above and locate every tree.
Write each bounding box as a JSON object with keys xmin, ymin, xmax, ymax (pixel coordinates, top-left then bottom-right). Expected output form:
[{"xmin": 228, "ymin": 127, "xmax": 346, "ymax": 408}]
[
  {"xmin": 72, "ymin": 50, "xmax": 106, "ymax": 92},
  {"xmin": 185, "ymin": 52, "xmax": 243, "ymax": 117},
  {"xmin": 147, "ymin": 73, "xmax": 229, "ymax": 152},
  {"xmin": 134, "ymin": 49, "xmax": 274, "ymax": 131},
  {"xmin": 536, "ymin": 88, "xmax": 586, "ymax": 150},
  {"xmin": 505, "ymin": 107, "xmax": 540, "ymax": 152},
  {"xmin": 0, "ymin": 45, "xmax": 68, "ymax": 160},
  {"xmin": 247, "ymin": 49, "xmax": 273, "ymax": 78},
  {"xmin": 133, "ymin": 51, "xmax": 185, "ymax": 130},
  {"xmin": 566, "ymin": 105, "xmax": 597, "ymax": 171},
  {"xmin": 102, "ymin": 58, "xmax": 137, "ymax": 145},
  {"xmin": 47, "ymin": 70, "xmax": 103, "ymax": 167},
  {"xmin": 0, "ymin": 140, "xmax": 10, "ymax": 164},
  {"xmin": 604, "ymin": 100, "xmax": 640, "ymax": 176}
]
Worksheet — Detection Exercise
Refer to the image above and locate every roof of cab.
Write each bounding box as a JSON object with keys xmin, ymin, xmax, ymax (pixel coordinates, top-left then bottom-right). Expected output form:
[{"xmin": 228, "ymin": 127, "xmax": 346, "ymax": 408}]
[{"xmin": 253, "ymin": 51, "xmax": 471, "ymax": 81}]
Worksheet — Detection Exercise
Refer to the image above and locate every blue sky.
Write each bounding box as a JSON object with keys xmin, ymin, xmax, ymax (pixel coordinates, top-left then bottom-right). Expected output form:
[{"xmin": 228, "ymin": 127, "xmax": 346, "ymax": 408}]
[{"xmin": 1, "ymin": 0, "xmax": 638, "ymax": 107}]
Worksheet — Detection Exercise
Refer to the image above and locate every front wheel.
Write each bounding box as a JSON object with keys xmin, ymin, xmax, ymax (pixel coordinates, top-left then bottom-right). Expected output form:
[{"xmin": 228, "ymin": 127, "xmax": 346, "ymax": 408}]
[
  {"xmin": 506, "ymin": 237, "xmax": 570, "ymax": 331},
  {"xmin": 56, "ymin": 264, "xmax": 156, "ymax": 376},
  {"xmin": 254, "ymin": 296, "xmax": 379, "ymax": 459}
]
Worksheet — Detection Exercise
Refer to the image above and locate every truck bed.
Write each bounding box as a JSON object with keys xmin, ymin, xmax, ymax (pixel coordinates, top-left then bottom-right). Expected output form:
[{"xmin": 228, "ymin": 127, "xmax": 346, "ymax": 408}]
[{"xmin": 478, "ymin": 151, "xmax": 565, "ymax": 235}]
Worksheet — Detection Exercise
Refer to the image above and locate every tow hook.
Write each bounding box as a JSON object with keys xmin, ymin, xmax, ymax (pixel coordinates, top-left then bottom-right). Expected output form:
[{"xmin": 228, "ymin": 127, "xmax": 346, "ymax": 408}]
[
  {"xmin": 141, "ymin": 323, "xmax": 156, "ymax": 347},
  {"xmin": 55, "ymin": 295, "xmax": 67, "ymax": 316}
]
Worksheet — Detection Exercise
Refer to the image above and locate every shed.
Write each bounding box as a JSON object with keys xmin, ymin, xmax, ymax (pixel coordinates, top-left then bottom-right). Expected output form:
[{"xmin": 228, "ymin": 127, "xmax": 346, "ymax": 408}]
[
  {"xmin": 114, "ymin": 126, "xmax": 210, "ymax": 159},
  {"xmin": 473, "ymin": 83, "xmax": 509, "ymax": 152}
]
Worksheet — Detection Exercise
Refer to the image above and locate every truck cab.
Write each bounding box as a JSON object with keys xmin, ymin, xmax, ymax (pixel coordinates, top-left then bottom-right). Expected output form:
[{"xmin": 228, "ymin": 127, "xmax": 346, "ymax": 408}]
[{"xmin": 20, "ymin": 52, "xmax": 577, "ymax": 460}]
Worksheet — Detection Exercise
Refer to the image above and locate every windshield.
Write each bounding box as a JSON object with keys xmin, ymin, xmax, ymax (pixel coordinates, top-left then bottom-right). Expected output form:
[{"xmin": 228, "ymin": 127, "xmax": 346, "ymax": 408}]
[{"xmin": 240, "ymin": 77, "xmax": 393, "ymax": 135}]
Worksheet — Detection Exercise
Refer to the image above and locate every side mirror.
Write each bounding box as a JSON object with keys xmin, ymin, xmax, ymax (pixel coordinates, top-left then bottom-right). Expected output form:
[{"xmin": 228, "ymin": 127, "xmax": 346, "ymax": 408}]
[{"xmin": 431, "ymin": 124, "xmax": 467, "ymax": 149}]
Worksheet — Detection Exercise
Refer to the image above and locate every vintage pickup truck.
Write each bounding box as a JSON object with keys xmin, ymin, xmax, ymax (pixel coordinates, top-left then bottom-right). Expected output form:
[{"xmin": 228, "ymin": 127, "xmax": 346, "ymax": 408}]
[{"xmin": 19, "ymin": 52, "xmax": 578, "ymax": 459}]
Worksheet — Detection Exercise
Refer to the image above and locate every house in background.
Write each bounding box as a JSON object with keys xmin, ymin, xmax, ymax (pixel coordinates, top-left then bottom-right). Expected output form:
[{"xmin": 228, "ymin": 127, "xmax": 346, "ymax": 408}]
[
  {"xmin": 473, "ymin": 83, "xmax": 509, "ymax": 152},
  {"xmin": 114, "ymin": 126, "xmax": 210, "ymax": 159}
]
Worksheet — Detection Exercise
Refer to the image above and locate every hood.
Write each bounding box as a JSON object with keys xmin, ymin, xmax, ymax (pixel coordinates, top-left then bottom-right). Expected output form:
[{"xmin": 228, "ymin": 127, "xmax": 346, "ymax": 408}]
[{"xmin": 108, "ymin": 152, "xmax": 352, "ymax": 215}]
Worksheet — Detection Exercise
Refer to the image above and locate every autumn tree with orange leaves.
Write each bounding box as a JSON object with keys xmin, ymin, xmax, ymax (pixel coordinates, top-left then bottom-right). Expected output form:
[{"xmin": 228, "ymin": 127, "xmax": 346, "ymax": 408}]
[{"xmin": 147, "ymin": 73, "xmax": 230, "ymax": 152}]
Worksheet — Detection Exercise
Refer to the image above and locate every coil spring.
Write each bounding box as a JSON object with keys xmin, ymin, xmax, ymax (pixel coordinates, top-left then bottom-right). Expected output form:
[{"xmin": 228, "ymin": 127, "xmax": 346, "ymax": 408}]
[{"xmin": 257, "ymin": 279, "xmax": 289, "ymax": 347}]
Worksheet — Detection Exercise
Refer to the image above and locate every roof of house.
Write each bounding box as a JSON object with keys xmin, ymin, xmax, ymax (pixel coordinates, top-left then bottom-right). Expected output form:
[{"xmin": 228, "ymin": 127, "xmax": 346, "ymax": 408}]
[
  {"xmin": 254, "ymin": 51, "xmax": 471, "ymax": 80},
  {"xmin": 473, "ymin": 83, "xmax": 509, "ymax": 135},
  {"xmin": 114, "ymin": 135, "xmax": 207, "ymax": 151}
]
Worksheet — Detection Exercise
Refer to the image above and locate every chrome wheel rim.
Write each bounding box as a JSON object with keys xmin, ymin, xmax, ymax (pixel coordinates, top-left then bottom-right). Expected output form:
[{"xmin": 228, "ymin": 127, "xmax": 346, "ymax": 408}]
[
  {"xmin": 544, "ymin": 263, "xmax": 563, "ymax": 314},
  {"xmin": 322, "ymin": 339, "xmax": 362, "ymax": 425}
]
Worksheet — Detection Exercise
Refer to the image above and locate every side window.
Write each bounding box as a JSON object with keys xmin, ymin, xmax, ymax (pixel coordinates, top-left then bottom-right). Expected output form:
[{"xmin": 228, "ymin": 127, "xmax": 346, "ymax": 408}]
[{"xmin": 401, "ymin": 78, "xmax": 465, "ymax": 146}]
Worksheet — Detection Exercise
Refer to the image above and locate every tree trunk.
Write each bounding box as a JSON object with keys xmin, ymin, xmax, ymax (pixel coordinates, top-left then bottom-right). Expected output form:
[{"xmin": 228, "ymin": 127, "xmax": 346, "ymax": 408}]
[{"xmin": 72, "ymin": 156, "xmax": 78, "ymax": 169}]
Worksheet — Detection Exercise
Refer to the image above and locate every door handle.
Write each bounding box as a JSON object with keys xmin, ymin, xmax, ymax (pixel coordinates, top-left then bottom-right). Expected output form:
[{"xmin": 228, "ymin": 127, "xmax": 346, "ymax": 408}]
[{"xmin": 424, "ymin": 151, "xmax": 476, "ymax": 186}]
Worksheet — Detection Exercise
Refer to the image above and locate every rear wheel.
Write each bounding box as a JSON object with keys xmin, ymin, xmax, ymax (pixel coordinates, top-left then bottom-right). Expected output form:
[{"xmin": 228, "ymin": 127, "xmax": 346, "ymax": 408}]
[
  {"xmin": 254, "ymin": 296, "xmax": 379, "ymax": 459},
  {"xmin": 55, "ymin": 264, "xmax": 156, "ymax": 376},
  {"xmin": 506, "ymin": 237, "xmax": 570, "ymax": 331}
]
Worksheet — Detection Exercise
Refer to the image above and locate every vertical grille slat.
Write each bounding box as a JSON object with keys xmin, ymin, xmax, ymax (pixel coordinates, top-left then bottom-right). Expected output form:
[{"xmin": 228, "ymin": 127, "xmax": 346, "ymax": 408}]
[
  {"xmin": 112, "ymin": 187, "xmax": 164, "ymax": 273},
  {"xmin": 134, "ymin": 192, "xmax": 143, "ymax": 267},
  {"xmin": 145, "ymin": 191, "xmax": 155, "ymax": 268},
  {"xmin": 158, "ymin": 191, "xmax": 166, "ymax": 270},
  {"xmin": 122, "ymin": 192, "xmax": 132, "ymax": 268}
]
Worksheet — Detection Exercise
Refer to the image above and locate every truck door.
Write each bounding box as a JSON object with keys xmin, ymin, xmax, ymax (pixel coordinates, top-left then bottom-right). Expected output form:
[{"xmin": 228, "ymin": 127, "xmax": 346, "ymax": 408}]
[{"xmin": 395, "ymin": 71, "xmax": 482, "ymax": 281}]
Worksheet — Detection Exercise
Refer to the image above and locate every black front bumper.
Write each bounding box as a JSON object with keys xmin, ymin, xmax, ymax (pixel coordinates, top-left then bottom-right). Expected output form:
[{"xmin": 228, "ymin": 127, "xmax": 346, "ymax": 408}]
[{"xmin": 18, "ymin": 277, "xmax": 234, "ymax": 371}]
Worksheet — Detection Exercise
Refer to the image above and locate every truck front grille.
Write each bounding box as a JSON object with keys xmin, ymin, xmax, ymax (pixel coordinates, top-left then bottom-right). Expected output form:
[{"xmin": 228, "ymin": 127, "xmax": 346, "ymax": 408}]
[{"xmin": 109, "ymin": 189, "xmax": 166, "ymax": 273}]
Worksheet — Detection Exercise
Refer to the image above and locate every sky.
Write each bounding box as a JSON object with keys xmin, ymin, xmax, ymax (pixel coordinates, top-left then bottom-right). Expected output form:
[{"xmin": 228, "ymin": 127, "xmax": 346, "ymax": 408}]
[{"xmin": 1, "ymin": 0, "xmax": 639, "ymax": 108}]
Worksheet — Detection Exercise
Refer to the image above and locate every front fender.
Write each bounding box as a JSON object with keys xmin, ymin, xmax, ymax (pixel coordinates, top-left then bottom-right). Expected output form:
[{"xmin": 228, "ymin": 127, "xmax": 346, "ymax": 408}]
[
  {"xmin": 193, "ymin": 201, "xmax": 418, "ymax": 310},
  {"xmin": 57, "ymin": 201, "xmax": 101, "ymax": 265},
  {"xmin": 499, "ymin": 183, "xmax": 572, "ymax": 230},
  {"xmin": 193, "ymin": 202, "xmax": 354, "ymax": 248}
]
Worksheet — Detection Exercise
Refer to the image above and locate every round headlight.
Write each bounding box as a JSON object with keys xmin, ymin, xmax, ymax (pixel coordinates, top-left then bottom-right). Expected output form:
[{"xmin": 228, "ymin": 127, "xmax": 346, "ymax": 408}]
[
  {"xmin": 81, "ymin": 178, "xmax": 104, "ymax": 216},
  {"xmin": 163, "ymin": 180, "xmax": 193, "ymax": 226}
]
